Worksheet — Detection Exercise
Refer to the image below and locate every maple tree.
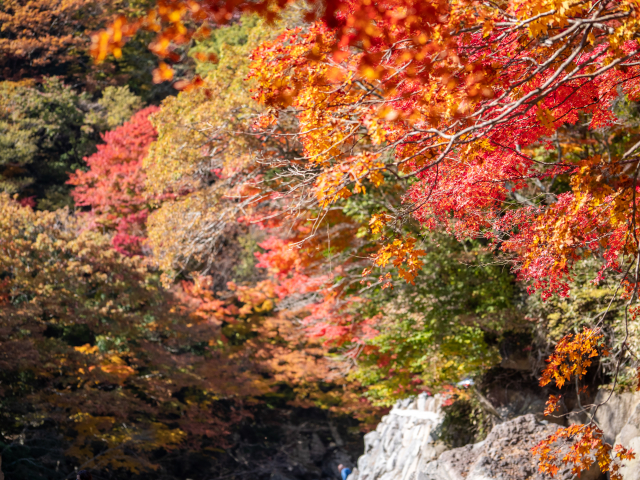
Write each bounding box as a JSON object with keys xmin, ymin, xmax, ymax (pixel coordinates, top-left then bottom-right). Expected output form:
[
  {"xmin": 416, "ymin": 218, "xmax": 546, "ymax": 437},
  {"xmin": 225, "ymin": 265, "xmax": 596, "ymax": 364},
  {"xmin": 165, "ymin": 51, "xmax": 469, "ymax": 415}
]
[
  {"xmin": 138, "ymin": 15, "xmax": 517, "ymax": 411},
  {"xmin": 0, "ymin": 7, "xmax": 389, "ymax": 480},
  {"xmin": 0, "ymin": 190, "xmax": 378, "ymax": 478},
  {"xmin": 68, "ymin": 105, "xmax": 160, "ymax": 255},
  {"xmin": 0, "ymin": 194, "xmax": 207, "ymax": 474},
  {"xmin": 89, "ymin": 0, "xmax": 640, "ymax": 475},
  {"xmin": 95, "ymin": 0, "xmax": 640, "ymax": 299},
  {"xmin": 248, "ymin": 5, "xmax": 640, "ymax": 471},
  {"xmin": 532, "ymin": 328, "xmax": 636, "ymax": 479},
  {"xmin": 95, "ymin": 0, "xmax": 640, "ymax": 286}
]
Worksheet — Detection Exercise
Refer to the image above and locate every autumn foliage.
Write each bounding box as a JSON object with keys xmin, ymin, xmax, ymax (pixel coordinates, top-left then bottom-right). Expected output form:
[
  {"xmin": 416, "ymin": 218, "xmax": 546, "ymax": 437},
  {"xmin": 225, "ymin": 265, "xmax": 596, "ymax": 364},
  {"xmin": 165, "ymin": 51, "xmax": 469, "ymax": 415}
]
[
  {"xmin": 533, "ymin": 423, "xmax": 635, "ymax": 480},
  {"xmin": 88, "ymin": 0, "xmax": 640, "ymax": 476},
  {"xmin": 95, "ymin": 0, "xmax": 640, "ymax": 298},
  {"xmin": 69, "ymin": 106, "xmax": 160, "ymax": 255},
  {"xmin": 0, "ymin": 0, "xmax": 105, "ymax": 78},
  {"xmin": 0, "ymin": 189, "xmax": 378, "ymax": 475},
  {"xmin": 529, "ymin": 328, "xmax": 632, "ymax": 478},
  {"xmin": 4, "ymin": 0, "xmax": 640, "ymax": 478}
]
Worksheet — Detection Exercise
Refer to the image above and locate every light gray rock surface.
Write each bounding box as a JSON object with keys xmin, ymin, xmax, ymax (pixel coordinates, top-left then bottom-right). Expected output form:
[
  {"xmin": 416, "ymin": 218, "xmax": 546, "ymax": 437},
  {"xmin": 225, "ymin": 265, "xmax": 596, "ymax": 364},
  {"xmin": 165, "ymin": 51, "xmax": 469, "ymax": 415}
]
[
  {"xmin": 424, "ymin": 414, "xmax": 580, "ymax": 480},
  {"xmin": 592, "ymin": 390, "xmax": 640, "ymax": 444},
  {"xmin": 614, "ymin": 394, "xmax": 640, "ymax": 480},
  {"xmin": 349, "ymin": 397, "xmax": 568, "ymax": 480},
  {"xmin": 349, "ymin": 394, "xmax": 446, "ymax": 480},
  {"xmin": 350, "ymin": 391, "xmax": 640, "ymax": 480}
]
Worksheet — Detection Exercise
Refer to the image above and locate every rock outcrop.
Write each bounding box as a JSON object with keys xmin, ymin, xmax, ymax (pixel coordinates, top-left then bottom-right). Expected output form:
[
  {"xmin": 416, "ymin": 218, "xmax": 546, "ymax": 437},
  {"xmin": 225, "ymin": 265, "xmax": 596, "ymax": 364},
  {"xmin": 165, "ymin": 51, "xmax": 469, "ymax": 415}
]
[
  {"xmin": 613, "ymin": 392, "xmax": 640, "ymax": 480},
  {"xmin": 423, "ymin": 415, "xmax": 575, "ymax": 480},
  {"xmin": 350, "ymin": 391, "xmax": 640, "ymax": 480},
  {"xmin": 352, "ymin": 395, "xmax": 446, "ymax": 480},
  {"xmin": 592, "ymin": 390, "xmax": 640, "ymax": 444}
]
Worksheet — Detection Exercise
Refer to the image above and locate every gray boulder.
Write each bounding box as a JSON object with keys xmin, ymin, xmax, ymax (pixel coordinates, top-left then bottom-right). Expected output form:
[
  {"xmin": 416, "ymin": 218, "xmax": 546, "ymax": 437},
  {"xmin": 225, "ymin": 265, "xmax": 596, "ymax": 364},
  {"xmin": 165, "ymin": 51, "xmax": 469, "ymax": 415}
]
[
  {"xmin": 350, "ymin": 403, "xmax": 570, "ymax": 480},
  {"xmin": 464, "ymin": 415, "xmax": 602, "ymax": 480},
  {"xmin": 421, "ymin": 414, "xmax": 581, "ymax": 480},
  {"xmin": 352, "ymin": 391, "xmax": 640, "ymax": 480},
  {"xmin": 614, "ymin": 396, "xmax": 640, "ymax": 480},
  {"xmin": 592, "ymin": 390, "xmax": 640, "ymax": 444}
]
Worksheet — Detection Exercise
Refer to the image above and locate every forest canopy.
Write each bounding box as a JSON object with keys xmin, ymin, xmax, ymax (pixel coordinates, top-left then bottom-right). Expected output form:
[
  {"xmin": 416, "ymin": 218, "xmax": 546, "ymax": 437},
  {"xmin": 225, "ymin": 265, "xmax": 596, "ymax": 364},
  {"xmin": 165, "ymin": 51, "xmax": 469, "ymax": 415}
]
[{"xmin": 2, "ymin": 0, "xmax": 640, "ymax": 479}]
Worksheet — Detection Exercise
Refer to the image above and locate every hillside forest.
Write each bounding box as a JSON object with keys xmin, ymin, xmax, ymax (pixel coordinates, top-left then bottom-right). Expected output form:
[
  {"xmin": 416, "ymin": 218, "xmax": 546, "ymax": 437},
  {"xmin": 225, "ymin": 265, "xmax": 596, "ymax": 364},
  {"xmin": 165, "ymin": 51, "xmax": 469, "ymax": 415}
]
[{"xmin": 1, "ymin": 1, "xmax": 640, "ymax": 479}]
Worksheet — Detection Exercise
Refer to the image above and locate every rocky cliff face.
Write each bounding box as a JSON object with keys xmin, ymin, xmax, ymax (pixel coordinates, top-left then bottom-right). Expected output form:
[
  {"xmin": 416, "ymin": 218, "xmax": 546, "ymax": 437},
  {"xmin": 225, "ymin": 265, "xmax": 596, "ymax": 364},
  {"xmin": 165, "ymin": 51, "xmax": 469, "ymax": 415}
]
[
  {"xmin": 352, "ymin": 395, "xmax": 447, "ymax": 480},
  {"xmin": 349, "ymin": 391, "xmax": 640, "ymax": 480}
]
